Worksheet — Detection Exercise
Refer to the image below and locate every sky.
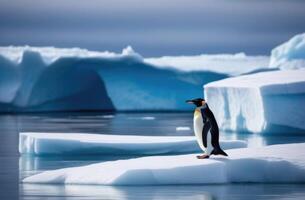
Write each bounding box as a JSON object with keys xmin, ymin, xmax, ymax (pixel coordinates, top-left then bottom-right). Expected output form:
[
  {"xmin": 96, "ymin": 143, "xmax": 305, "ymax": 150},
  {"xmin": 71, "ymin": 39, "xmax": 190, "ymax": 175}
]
[{"xmin": 0, "ymin": 0, "xmax": 305, "ymax": 57}]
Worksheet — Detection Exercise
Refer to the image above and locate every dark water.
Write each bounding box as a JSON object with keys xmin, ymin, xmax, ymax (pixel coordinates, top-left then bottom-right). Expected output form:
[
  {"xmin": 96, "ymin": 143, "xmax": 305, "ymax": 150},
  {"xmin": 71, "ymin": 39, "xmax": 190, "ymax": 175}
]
[{"xmin": 1, "ymin": 112, "xmax": 305, "ymax": 200}]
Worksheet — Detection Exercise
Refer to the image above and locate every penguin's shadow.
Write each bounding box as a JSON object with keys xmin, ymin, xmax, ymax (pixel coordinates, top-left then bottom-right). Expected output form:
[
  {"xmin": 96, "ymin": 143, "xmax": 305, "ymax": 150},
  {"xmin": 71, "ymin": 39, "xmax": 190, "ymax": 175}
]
[{"xmin": 209, "ymin": 157, "xmax": 229, "ymax": 162}]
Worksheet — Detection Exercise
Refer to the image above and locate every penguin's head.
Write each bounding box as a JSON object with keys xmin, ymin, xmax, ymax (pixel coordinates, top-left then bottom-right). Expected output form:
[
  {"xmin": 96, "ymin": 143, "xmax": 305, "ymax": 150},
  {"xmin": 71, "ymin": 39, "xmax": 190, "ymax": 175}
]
[{"xmin": 186, "ymin": 98, "xmax": 206, "ymax": 107}]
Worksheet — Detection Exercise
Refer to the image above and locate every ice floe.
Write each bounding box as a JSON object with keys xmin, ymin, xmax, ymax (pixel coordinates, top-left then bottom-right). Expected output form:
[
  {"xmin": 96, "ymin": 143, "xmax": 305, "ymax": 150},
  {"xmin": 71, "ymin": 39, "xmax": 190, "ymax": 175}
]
[
  {"xmin": 19, "ymin": 132, "xmax": 247, "ymax": 156},
  {"xmin": 23, "ymin": 143, "xmax": 305, "ymax": 185}
]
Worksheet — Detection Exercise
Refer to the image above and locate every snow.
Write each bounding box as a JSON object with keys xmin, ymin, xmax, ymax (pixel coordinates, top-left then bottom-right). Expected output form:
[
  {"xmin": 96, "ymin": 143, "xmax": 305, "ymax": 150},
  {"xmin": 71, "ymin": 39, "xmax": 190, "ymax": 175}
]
[
  {"xmin": 19, "ymin": 132, "xmax": 247, "ymax": 156},
  {"xmin": 270, "ymin": 33, "xmax": 305, "ymax": 70},
  {"xmin": 145, "ymin": 53, "xmax": 270, "ymax": 76},
  {"xmin": 23, "ymin": 143, "xmax": 305, "ymax": 185},
  {"xmin": 0, "ymin": 46, "xmax": 128, "ymax": 64},
  {"xmin": 0, "ymin": 46, "xmax": 230, "ymax": 112},
  {"xmin": 204, "ymin": 69, "xmax": 305, "ymax": 133}
]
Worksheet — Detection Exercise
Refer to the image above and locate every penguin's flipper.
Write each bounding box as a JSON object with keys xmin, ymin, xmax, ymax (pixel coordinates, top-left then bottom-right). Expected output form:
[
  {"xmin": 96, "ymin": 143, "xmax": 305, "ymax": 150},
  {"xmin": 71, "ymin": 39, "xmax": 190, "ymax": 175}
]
[{"xmin": 210, "ymin": 148, "xmax": 228, "ymax": 156}]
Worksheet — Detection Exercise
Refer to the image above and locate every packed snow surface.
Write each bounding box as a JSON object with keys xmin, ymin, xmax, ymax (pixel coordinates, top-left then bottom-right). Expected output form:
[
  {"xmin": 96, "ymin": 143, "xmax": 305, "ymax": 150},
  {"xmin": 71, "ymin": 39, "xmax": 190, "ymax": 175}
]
[
  {"xmin": 204, "ymin": 69, "xmax": 305, "ymax": 133},
  {"xmin": 19, "ymin": 132, "xmax": 247, "ymax": 156},
  {"xmin": 270, "ymin": 33, "xmax": 305, "ymax": 70},
  {"xmin": 23, "ymin": 143, "xmax": 305, "ymax": 185}
]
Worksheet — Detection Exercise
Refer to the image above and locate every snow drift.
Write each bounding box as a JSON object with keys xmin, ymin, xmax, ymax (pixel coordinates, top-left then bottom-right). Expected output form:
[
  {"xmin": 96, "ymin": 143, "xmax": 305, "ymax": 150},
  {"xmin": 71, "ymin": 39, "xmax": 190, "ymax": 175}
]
[
  {"xmin": 270, "ymin": 33, "xmax": 305, "ymax": 70},
  {"xmin": 23, "ymin": 143, "xmax": 305, "ymax": 185},
  {"xmin": 204, "ymin": 69, "xmax": 305, "ymax": 133},
  {"xmin": 19, "ymin": 132, "xmax": 247, "ymax": 156},
  {"xmin": 0, "ymin": 46, "xmax": 270, "ymax": 112}
]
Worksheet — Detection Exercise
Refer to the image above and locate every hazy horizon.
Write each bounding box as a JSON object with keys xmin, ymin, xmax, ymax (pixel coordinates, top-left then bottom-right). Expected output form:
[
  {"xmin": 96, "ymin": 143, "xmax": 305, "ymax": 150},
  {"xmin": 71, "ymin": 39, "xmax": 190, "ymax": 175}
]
[{"xmin": 1, "ymin": 0, "xmax": 305, "ymax": 56}]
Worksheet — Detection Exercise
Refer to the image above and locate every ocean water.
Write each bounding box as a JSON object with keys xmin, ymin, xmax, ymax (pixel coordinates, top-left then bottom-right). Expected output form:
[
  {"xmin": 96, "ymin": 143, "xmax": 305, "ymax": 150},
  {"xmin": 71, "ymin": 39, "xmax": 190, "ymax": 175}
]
[{"xmin": 1, "ymin": 112, "xmax": 305, "ymax": 200}]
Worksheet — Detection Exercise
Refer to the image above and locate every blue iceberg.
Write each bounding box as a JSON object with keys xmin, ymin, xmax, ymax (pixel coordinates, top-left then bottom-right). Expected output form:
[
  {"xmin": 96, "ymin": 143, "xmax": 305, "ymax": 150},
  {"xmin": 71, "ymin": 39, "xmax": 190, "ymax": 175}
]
[{"xmin": 0, "ymin": 46, "xmax": 269, "ymax": 112}]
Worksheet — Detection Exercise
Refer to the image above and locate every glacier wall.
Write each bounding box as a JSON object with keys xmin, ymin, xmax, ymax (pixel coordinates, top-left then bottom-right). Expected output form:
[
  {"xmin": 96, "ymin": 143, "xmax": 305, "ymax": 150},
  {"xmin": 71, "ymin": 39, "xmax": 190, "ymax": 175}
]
[
  {"xmin": 0, "ymin": 46, "xmax": 231, "ymax": 112},
  {"xmin": 204, "ymin": 69, "xmax": 305, "ymax": 133}
]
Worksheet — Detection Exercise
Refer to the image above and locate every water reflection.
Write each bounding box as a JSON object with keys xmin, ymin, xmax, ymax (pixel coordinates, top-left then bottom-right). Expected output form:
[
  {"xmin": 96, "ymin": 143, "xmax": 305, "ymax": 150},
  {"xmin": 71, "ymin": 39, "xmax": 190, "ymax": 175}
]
[
  {"xmin": 21, "ymin": 184, "xmax": 305, "ymax": 200},
  {"xmin": 0, "ymin": 115, "xmax": 19, "ymax": 200},
  {"xmin": 13, "ymin": 112, "xmax": 194, "ymax": 136},
  {"xmin": 222, "ymin": 131, "xmax": 305, "ymax": 147}
]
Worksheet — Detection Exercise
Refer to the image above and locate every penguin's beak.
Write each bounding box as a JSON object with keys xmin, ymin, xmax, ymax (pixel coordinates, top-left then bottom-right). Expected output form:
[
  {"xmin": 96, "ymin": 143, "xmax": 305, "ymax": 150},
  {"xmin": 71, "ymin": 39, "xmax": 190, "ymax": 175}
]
[{"xmin": 185, "ymin": 100, "xmax": 194, "ymax": 104}]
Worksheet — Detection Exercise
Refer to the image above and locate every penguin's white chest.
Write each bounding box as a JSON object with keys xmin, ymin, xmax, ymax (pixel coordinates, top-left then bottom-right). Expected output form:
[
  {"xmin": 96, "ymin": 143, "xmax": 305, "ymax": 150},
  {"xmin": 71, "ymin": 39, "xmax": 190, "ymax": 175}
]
[{"xmin": 193, "ymin": 109, "xmax": 212, "ymax": 154}]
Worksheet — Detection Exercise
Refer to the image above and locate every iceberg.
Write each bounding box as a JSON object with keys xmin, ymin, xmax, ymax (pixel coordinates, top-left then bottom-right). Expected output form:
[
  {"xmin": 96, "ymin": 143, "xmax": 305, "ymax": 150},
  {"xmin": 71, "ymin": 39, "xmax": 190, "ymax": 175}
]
[
  {"xmin": 0, "ymin": 46, "xmax": 229, "ymax": 112},
  {"xmin": 23, "ymin": 143, "xmax": 305, "ymax": 185},
  {"xmin": 19, "ymin": 132, "xmax": 247, "ymax": 156},
  {"xmin": 0, "ymin": 48, "xmax": 115, "ymax": 112},
  {"xmin": 270, "ymin": 33, "xmax": 305, "ymax": 70},
  {"xmin": 204, "ymin": 69, "xmax": 305, "ymax": 133}
]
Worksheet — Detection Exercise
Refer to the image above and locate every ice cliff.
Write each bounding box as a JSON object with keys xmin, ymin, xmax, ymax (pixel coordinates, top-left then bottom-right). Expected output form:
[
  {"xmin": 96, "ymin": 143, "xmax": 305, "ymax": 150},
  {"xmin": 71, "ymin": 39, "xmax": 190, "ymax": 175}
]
[{"xmin": 204, "ymin": 69, "xmax": 305, "ymax": 133}]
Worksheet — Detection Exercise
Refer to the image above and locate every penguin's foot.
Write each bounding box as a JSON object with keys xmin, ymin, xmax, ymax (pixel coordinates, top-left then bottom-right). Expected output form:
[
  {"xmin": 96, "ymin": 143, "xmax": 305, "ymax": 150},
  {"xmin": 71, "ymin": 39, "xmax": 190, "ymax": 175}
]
[
  {"xmin": 210, "ymin": 148, "xmax": 228, "ymax": 156},
  {"xmin": 196, "ymin": 154, "xmax": 210, "ymax": 159}
]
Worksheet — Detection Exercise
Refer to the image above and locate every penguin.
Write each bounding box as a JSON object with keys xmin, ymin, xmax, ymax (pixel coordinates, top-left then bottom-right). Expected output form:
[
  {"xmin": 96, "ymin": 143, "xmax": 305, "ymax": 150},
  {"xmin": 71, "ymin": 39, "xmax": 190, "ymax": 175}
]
[{"xmin": 186, "ymin": 98, "xmax": 228, "ymax": 159}]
